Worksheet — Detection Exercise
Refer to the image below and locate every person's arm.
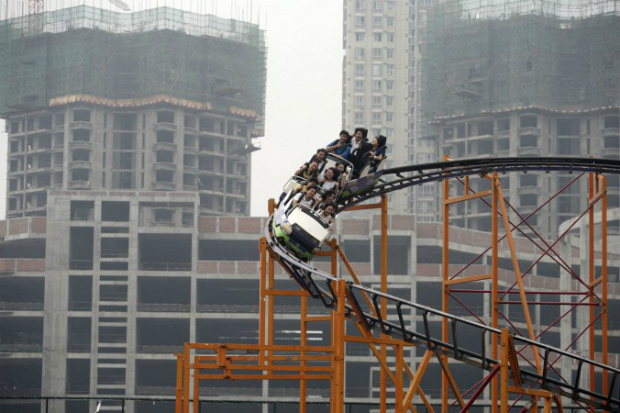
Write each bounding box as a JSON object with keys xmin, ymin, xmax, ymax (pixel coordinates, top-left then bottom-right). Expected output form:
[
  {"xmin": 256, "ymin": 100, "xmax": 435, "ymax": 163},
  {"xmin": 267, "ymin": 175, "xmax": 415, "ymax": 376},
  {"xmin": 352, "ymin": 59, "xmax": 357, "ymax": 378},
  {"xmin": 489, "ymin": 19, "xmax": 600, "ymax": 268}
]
[
  {"xmin": 295, "ymin": 163, "xmax": 308, "ymax": 176},
  {"xmin": 340, "ymin": 145, "xmax": 350, "ymax": 159},
  {"xmin": 325, "ymin": 140, "xmax": 340, "ymax": 152}
]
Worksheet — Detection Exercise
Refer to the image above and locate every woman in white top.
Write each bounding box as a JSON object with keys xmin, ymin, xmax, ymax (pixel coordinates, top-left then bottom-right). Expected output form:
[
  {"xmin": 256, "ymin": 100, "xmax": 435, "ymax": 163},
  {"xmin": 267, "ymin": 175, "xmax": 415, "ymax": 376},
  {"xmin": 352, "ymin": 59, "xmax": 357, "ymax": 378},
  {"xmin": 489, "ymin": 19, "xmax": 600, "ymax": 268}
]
[{"xmin": 319, "ymin": 167, "xmax": 339, "ymax": 192}]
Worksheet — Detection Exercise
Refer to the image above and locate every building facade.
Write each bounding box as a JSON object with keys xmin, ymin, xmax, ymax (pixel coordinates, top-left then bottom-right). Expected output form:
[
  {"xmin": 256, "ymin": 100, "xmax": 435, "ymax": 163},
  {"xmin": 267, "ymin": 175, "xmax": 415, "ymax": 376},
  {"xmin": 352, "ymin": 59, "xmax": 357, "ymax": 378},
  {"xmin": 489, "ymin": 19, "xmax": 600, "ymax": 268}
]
[
  {"xmin": 419, "ymin": 0, "xmax": 620, "ymax": 236},
  {"xmin": 1, "ymin": 5, "xmax": 267, "ymax": 218},
  {"xmin": 1, "ymin": 197, "xmax": 619, "ymax": 410}
]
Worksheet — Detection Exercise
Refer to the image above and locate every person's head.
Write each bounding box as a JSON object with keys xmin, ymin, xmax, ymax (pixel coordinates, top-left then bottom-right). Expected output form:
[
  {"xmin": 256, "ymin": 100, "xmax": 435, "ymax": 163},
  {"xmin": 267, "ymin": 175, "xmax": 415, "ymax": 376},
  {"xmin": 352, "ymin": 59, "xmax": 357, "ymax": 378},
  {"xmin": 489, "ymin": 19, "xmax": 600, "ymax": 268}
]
[
  {"xmin": 308, "ymin": 160, "xmax": 319, "ymax": 172},
  {"xmin": 323, "ymin": 203, "xmax": 336, "ymax": 216},
  {"xmin": 336, "ymin": 162, "xmax": 346, "ymax": 172},
  {"xmin": 370, "ymin": 137, "xmax": 378, "ymax": 147},
  {"xmin": 354, "ymin": 127, "xmax": 368, "ymax": 141},
  {"xmin": 324, "ymin": 167, "xmax": 335, "ymax": 180},
  {"xmin": 322, "ymin": 190, "xmax": 335, "ymax": 202},
  {"xmin": 308, "ymin": 177, "xmax": 319, "ymax": 186},
  {"xmin": 316, "ymin": 148, "xmax": 328, "ymax": 160},
  {"xmin": 306, "ymin": 186, "xmax": 317, "ymax": 197},
  {"xmin": 376, "ymin": 135, "xmax": 387, "ymax": 147},
  {"xmin": 339, "ymin": 130, "xmax": 350, "ymax": 143}
]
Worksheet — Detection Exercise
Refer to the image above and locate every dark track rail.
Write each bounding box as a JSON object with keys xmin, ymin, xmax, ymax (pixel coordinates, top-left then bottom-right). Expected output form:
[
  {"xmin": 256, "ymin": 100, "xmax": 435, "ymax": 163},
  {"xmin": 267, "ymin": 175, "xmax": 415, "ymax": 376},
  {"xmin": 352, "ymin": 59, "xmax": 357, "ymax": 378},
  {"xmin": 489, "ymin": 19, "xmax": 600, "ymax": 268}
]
[
  {"xmin": 268, "ymin": 157, "xmax": 620, "ymax": 411},
  {"xmin": 339, "ymin": 156, "xmax": 620, "ymax": 209}
]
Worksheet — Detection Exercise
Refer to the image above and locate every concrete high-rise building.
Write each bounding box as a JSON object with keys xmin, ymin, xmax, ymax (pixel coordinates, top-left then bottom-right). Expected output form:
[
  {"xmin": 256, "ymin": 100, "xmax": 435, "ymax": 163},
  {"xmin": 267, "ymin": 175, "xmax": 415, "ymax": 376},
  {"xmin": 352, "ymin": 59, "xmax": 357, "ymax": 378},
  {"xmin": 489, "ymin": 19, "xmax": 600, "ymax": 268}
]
[
  {"xmin": 419, "ymin": 0, "xmax": 620, "ymax": 236},
  {"xmin": 0, "ymin": 2, "xmax": 266, "ymax": 407},
  {"xmin": 343, "ymin": 1, "xmax": 408, "ymax": 214},
  {"xmin": 1, "ymin": 5, "xmax": 266, "ymax": 218}
]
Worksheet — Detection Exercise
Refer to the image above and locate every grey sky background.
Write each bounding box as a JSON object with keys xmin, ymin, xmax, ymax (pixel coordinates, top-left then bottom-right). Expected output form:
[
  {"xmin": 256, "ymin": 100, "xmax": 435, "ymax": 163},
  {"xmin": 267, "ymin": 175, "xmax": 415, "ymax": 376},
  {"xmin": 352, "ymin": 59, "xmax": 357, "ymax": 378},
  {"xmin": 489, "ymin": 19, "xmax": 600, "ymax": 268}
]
[{"xmin": 0, "ymin": 0, "xmax": 344, "ymax": 218}]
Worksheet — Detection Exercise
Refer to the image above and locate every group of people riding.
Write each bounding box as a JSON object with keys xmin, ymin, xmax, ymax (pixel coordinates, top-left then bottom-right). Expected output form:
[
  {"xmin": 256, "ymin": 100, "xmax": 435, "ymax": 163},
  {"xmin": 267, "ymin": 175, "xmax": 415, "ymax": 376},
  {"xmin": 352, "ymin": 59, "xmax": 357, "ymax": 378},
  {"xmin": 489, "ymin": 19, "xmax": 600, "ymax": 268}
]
[{"xmin": 281, "ymin": 127, "xmax": 388, "ymax": 223}]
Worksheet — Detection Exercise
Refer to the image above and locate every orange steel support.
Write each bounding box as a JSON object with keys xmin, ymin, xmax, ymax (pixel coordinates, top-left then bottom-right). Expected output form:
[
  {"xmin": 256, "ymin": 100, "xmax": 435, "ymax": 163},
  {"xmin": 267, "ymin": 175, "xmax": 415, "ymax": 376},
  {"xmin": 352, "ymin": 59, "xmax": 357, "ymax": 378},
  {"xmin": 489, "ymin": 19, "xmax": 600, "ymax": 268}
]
[
  {"xmin": 177, "ymin": 164, "xmax": 612, "ymax": 413},
  {"xmin": 442, "ymin": 169, "xmax": 610, "ymax": 412},
  {"xmin": 441, "ymin": 156, "xmax": 451, "ymax": 413}
]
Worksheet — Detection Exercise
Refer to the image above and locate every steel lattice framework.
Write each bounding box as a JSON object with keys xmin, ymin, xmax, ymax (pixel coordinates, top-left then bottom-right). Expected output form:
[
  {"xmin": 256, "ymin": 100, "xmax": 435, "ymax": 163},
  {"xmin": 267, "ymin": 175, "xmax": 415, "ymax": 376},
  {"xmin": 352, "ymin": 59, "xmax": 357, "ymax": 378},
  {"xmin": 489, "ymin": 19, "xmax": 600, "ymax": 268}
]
[{"xmin": 177, "ymin": 157, "xmax": 620, "ymax": 413}]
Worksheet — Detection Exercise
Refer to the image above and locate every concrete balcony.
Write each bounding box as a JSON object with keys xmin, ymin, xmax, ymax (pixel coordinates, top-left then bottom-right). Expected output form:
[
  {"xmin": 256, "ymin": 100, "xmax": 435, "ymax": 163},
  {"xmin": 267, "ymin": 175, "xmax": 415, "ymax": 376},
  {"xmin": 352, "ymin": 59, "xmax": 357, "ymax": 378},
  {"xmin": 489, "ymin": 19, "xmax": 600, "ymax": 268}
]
[
  {"xmin": 602, "ymin": 127, "xmax": 619, "ymax": 137},
  {"xmin": 153, "ymin": 181, "xmax": 176, "ymax": 191},
  {"xmin": 518, "ymin": 186, "xmax": 542, "ymax": 196},
  {"xmin": 69, "ymin": 160, "xmax": 91, "ymax": 169},
  {"xmin": 69, "ymin": 121, "xmax": 92, "ymax": 130},
  {"xmin": 154, "ymin": 122, "xmax": 177, "ymax": 132},
  {"xmin": 153, "ymin": 162, "xmax": 176, "ymax": 171},
  {"xmin": 517, "ymin": 146, "xmax": 541, "ymax": 156},
  {"xmin": 153, "ymin": 142, "xmax": 176, "ymax": 151},
  {"xmin": 517, "ymin": 127, "xmax": 540, "ymax": 136},
  {"xmin": 68, "ymin": 180, "xmax": 91, "ymax": 190},
  {"xmin": 69, "ymin": 141, "xmax": 92, "ymax": 150},
  {"xmin": 601, "ymin": 149, "xmax": 620, "ymax": 160}
]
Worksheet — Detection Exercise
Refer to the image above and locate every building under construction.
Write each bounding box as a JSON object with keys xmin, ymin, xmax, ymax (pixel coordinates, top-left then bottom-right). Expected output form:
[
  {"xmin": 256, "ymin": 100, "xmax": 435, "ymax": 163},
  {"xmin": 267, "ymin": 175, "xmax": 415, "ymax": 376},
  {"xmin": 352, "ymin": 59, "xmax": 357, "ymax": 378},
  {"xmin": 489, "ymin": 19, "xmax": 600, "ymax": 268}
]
[
  {"xmin": 0, "ymin": 4, "xmax": 266, "ymax": 217},
  {"xmin": 420, "ymin": 0, "xmax": 620, "ymax": 237}
]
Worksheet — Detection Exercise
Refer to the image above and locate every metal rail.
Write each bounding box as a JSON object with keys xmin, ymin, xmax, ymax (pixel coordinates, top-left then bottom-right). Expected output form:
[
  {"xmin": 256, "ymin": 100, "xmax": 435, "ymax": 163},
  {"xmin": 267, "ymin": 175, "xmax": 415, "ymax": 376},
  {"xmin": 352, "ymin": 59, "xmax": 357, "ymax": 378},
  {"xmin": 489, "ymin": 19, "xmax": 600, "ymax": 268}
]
[
  {"xmin": 268, "ymin": 157, "xmax": 620, "ymax": 412},
  {"xmin": 339, "ymin": 156, "xmax": 620, "ymax": 209}
]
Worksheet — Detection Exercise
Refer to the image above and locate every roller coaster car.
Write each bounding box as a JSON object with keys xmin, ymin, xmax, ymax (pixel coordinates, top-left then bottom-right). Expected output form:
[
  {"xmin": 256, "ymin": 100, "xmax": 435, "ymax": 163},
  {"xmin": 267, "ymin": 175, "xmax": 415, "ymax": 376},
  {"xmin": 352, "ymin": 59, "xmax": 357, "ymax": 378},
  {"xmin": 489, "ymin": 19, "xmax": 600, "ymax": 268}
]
[
  {"xmin": 272, "ymin": 204, "xmax": 333, "ymax": 261},
  {"xmin": 340, "ymin": 157, "xmax": 388, "ymax": 198}
]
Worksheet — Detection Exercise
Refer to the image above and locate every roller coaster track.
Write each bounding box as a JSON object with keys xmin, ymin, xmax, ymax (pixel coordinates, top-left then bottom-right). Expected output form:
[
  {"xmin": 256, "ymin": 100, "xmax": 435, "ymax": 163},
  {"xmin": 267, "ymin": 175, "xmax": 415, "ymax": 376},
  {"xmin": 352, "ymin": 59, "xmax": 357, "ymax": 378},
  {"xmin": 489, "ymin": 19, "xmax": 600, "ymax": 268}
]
[
  {"xmin": 339, "ymin": 156, "xmax": 620, "ymax": 209},
  {"xmin": 267, "ymin": 157, "xmax": 620, "ymax": 412}
]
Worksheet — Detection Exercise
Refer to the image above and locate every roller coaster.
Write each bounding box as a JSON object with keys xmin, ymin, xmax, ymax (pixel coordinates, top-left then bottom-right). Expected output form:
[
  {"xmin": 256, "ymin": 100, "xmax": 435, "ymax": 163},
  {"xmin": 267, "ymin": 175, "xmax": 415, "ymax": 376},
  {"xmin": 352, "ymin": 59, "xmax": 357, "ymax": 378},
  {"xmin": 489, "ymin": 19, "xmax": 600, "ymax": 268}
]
[{"xmin": 177, "ymin": 156, "xmax": 620, "ymax": 413}]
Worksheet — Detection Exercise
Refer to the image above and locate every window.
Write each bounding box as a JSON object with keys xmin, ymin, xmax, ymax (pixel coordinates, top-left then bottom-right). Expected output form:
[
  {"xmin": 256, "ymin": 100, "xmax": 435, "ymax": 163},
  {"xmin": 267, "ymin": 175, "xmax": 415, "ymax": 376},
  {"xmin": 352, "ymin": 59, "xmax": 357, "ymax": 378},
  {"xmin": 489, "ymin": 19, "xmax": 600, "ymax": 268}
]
[
  {"xmin": 355, "ymin": 33, "xmax": 365, "ymax": 41},
  {"xmin": 387, "ymin": 33, "xmax": 394, "ymax": 43},
  {"xmin": 419, "ymin": 183, "xmax": 433, "ymax": 194},
  {"xmin": 387, "ymin": 1, "xmax": 395, "ymax": 10},
  {"xmin": 387, "ymin": 17, "xmax": 394, "ymax": 27},
  {"xmin": 373, "ymin": 33, "xmax": 382, "ymax": 42},
  {"xmin": 386, "ymin": 113, "xmax": 394, "ymax": 122},
  {"xmin": 372, "ymin": 96, "xmax": 382, "ymax": 108},
  {"xmin": 356, "ymin": 16, "xmax": 365, "ymax": 28},
  {"xmin": 386, "ymin": 97, "xmax": 394, "ymax": 107},
  {"xmin": 372, "ymin": 113, "xmax": 382, "ymax": 123},
  {"xmin": 355, "ymin": 97, "xmax": 365, "ymax": 108},
  {"xmin": 373, "ymin": 16, "xmax": 382, "ymax": 28},
  {"xmin": 418, "ymin": 201, "xmax": 433, "ymax": 212},
  {"xmin": 355, "ymin": 48, "xmax": 365, "ymax": 59},
  {"xmin": 386, "ymin": 48, "xmax": 394, "ymax": 58},
  {"xmin": 373, "ymin": 48, "xmax": 382, "ymax": 59},
  {"xmin": 373, "ymin": 1, "xmax": 382, "ymax": 10},
  {"xmin": 386, "ymin": 80, "xmax": 394, "ymax": 90},
  {"xmin": 356, "ymin": 0, "xmax": 365, "ymax": 10},
  {"xmin": 373, "ymin": 80, "xmax": 382, "ymax": 91},
  {"xmin": 386, "ymin": 65, "xmax": 394, "ymax": 76},
  {"xmin": 355, "ymin": 112, "xmax": 364, "ymax": 123},
  {"xmin": 372, "ymin": 63, "xmax": 382, "ymax": 76},
  {"xmin": 355, "ymin": 80, "xmax": 364, "ymax": 91},
  {"xmin": 355, "ymin": 64, "xmax": 365, "ymax": 76}
]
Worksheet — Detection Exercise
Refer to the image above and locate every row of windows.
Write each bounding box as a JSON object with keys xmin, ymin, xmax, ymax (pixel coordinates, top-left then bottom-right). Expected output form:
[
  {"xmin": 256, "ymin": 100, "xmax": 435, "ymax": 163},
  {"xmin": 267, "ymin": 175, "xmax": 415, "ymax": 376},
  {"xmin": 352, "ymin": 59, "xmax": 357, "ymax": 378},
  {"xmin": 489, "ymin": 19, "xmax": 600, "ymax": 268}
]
[
  {"xmin": 355, "ymin": 0, "xmax": 395, "ymax": 12},
  {"xmin": 354, "ymin": 63, "xmax": 396, "ymax": 76},
  {"xmin": 354, "ymin": 32, "xmax": 396, "ymax": 42},
  {"xmin": 354, "ymin": 47, "xmax": 396, "ymax": 60},
  {"xmin": 354, "ymin": 112, "xmax": 395, "ymax": 124},
  {"xmin": 442, "ymin": 115, "xmax": 620, "ymax": 139},
  {"xmin": 354, "ymin": 96, "xmax": 395, "ymax": 108},
  {"xmin": 354, "ymin": 15, "xmax": 396, "ymax": 28}
]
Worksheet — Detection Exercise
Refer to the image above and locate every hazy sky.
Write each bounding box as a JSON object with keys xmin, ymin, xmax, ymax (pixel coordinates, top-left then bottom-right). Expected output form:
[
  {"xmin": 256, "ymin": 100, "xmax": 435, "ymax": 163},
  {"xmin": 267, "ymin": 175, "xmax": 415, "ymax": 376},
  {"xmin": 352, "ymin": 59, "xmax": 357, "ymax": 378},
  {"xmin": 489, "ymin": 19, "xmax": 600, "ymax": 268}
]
[{"xmin": 0, "ymin": 0, "xmax": 343, "ymax": 218}]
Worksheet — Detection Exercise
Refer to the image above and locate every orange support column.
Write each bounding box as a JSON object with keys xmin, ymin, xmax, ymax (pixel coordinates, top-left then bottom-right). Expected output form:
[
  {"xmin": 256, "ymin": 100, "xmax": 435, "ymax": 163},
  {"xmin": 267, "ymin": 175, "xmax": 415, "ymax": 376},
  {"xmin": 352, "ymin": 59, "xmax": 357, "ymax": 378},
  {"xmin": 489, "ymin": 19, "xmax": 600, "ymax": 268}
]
[
  {"xmin": 588, "ymin": 172, "xmax": 595, "ymax": 407},
  {"xmin": 332, "ymin": 279, "xmax": 347, "ymax": 413},
  {"xmin": 441, "ymin": 157, "xmax": 451, "ymax": 413},
  {"xmin": 500, "ymin": 329, "xmax": 509, "ymax": 413},
  {"xmin": 175, "ymin": 352, "xmax": 184, "ymax": 413},
  {"xmin": 491, "ymin": 172, "xmax": 499, "ymax": 413}
]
